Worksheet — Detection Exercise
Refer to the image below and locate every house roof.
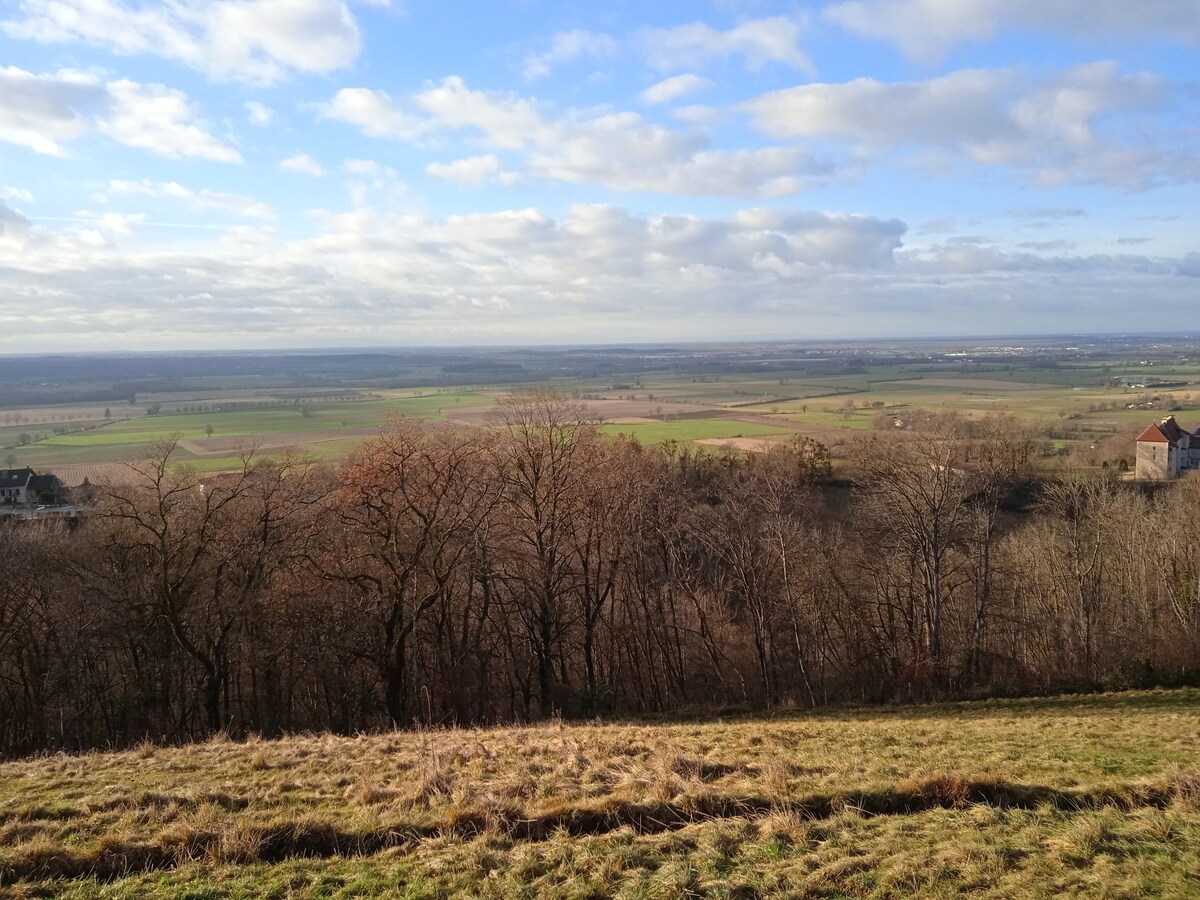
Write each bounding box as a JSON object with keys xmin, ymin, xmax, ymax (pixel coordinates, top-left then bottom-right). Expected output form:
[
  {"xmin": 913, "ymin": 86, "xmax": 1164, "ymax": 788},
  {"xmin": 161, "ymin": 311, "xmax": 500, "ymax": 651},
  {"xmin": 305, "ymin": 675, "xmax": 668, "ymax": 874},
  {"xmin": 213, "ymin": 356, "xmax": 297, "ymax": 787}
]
[
  {"xmin": 27, "ymin": 474, "xmax": 60, "ymax": 494},
  {"xmin": 1159, "ymin": 416, "xmax": 1190, "ymax": 443},
  {"xmin": 0, "ymin": 468, "xmax": 35, "ymax": 488},
  {"xmin": 1137, "ymin": 417, "xmax": 1195, "ymax": 445},
  {"xmin": 1137, "ymin": 424, "xmax": 1169, "ymax": 443}
]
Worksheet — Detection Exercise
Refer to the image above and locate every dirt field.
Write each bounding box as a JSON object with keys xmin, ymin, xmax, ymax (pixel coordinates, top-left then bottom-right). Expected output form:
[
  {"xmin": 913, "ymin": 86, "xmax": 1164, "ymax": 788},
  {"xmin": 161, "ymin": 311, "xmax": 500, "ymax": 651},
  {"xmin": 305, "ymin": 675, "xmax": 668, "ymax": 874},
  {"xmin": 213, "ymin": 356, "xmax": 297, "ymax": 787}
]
[
  {"xmin": 694, "ymin": 422, "xmax": 865, "ymax": 453},
  {"xmin": 0, "ymin": 404, "xmax": 141, "ymax": 428},
  {"xmin": 46, "ymin": 463, "xmax": 142, "ymax": 486},
  {"xmin": 692, "ymin": 436, "xmax": 785, "ymax": 452},
  {"xmin": 904, "ymin": 377, "xmax": 1051, "ymax": 391},
  {"xmin": 444, "ymin": 398, "xmax": 716, "ymax": 427}
]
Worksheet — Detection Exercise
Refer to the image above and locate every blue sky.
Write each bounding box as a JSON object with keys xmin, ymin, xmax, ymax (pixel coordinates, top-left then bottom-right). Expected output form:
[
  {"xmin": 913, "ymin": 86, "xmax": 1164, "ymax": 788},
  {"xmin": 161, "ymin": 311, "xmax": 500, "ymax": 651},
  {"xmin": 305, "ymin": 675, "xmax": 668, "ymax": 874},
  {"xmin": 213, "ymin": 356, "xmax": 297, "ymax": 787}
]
[{"xmin": 1, "ymin": 0, "xmax": 1198, "ymax": 349}]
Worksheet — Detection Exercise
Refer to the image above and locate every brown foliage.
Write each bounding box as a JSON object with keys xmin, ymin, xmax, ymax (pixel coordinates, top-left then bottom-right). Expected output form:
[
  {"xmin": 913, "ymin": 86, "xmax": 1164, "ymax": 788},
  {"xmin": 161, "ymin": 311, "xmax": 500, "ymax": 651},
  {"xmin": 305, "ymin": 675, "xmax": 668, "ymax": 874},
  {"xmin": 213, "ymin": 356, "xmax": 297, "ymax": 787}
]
[{"xmin": 1, "ymin": 403, "xmax": 1198, "ymax": 756}]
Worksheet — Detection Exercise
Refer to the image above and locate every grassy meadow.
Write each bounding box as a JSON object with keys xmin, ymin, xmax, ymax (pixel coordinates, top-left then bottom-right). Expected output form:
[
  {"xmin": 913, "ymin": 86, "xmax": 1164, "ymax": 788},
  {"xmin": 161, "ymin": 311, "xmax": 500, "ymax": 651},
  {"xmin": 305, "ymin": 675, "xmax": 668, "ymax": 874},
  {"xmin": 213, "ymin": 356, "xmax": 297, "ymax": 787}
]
[{"xmin": 2, "ymin": 689, "xmax": 1200, "ymax": 897}]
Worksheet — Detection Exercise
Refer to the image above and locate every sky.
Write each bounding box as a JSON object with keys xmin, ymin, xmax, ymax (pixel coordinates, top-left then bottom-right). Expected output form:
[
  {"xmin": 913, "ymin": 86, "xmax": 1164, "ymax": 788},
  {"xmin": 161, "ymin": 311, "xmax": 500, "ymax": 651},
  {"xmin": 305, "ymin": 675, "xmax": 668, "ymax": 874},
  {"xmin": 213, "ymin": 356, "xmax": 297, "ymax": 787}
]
[{"xmin": 1, "ymin": 0, "xmax": 1199, "ymax": 350}]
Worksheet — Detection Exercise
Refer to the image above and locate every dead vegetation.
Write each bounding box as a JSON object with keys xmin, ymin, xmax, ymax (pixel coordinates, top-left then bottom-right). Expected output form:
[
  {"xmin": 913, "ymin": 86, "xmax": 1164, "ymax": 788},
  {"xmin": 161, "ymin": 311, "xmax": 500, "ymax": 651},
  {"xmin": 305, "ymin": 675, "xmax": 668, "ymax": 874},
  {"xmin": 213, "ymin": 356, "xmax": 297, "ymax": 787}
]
[{"xmin": 2, "ymin": 690, "xmax": 1200, "ymax": 896}]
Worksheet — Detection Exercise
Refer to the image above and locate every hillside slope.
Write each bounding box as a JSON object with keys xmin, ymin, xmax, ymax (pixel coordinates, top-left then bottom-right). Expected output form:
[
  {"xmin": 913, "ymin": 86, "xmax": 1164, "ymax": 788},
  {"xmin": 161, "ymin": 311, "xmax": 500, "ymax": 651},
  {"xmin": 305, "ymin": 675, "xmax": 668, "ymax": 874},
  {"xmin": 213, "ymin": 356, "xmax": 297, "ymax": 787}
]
[{"xmin": 3, "ymin": 690, "xmax": 1200, "ymax": 898}]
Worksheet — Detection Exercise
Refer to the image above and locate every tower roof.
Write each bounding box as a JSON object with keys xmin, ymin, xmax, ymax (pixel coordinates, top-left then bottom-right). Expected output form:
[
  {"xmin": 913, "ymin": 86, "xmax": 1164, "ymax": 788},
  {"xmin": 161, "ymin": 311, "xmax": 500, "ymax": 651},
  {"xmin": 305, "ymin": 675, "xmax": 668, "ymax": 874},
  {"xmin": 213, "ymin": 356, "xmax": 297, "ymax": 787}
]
[{"xmin": 1137, "ymin": 424, "xmax": 1168, "ymax": 443}]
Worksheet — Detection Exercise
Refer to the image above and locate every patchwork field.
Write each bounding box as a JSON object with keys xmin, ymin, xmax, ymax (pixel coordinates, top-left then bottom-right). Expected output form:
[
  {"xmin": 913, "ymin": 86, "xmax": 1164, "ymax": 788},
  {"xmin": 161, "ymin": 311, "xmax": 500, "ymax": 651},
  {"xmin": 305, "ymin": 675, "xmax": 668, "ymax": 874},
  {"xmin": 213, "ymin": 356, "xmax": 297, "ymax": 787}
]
[
  {"xmin": 1, "ymin": 384, "xmax": 850, "ymax": 480},
  {"xmin": 5, "ymin": 357, "xmax": 1200, "ymax": 480},
  {"xmin": 2, "ymin": 690, "xmax": 1199, "ymax": 897},
  {"xmin": 4, "ymin": 391, "xmax": 496, "ymax": 480}
]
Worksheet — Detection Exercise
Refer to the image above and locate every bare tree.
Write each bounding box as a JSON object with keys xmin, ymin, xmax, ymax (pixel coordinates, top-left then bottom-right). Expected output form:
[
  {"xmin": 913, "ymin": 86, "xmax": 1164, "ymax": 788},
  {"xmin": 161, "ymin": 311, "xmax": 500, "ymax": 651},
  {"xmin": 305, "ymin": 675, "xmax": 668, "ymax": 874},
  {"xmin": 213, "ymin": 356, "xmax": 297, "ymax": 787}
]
[
  {"xmin": 854, "ymin": 428, "xmax": 976, "ymax": 681},
  {"xmin": 492, "ymin": 388, "xmax": 598, "ymax": 716},
  {"xmin": 316, "ymin": 420, "xmax": 497, "ymax": 725},
  {"xmin": 89, "ymin": 440, "xmax": 317, "ymax": 734}
]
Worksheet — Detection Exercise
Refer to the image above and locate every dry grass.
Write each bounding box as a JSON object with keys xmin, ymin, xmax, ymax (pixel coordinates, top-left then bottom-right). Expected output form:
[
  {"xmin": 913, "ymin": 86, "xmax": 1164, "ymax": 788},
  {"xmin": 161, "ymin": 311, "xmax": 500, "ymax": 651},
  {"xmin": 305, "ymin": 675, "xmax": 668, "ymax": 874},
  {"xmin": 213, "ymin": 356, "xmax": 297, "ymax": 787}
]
[{"xmin": 2, "ymin": 689, "xmax": 1200, "ymax": 897}]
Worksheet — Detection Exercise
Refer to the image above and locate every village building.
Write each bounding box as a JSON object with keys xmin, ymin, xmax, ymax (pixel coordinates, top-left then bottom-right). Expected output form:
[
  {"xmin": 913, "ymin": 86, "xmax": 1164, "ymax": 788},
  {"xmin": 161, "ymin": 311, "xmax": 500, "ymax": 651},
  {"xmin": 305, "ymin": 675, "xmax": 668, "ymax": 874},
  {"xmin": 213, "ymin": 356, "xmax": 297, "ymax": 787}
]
[
  {"xmin": 1135, "ymin": 416, "xmax": 1200, "ymax": 480},
  {"xmin": 0, "ymin": 467, "xmax": 62, "ymax": 505}
]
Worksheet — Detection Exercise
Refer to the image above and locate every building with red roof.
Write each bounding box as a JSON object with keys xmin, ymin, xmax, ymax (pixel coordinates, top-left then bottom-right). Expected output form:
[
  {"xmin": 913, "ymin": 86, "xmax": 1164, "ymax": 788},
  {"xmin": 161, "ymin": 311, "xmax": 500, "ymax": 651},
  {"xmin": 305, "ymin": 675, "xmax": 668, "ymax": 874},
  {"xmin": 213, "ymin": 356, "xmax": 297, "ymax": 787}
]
[{"xmin": 1135, "ymin": 416, "xmax": 1200, "ymax": 480}]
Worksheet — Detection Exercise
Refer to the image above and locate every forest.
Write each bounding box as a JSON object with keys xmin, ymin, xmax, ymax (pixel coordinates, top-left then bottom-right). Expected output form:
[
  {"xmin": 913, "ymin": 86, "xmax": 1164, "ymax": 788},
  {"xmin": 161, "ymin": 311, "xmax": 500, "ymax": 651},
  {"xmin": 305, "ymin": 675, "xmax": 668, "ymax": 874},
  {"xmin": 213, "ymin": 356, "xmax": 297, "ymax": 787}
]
[{"xmin": 2, "ymin": 388, "xmax": 1197, "ymax": 758}]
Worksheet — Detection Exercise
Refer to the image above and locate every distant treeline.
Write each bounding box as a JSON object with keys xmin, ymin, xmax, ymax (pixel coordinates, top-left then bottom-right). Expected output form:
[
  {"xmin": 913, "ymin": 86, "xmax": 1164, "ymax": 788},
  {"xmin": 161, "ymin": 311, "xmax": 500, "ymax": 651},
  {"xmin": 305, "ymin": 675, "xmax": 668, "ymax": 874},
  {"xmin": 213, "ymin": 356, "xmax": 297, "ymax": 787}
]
[{"xmin": 1, "ymin": 390, "xmax": 1197, "ymax": 757}]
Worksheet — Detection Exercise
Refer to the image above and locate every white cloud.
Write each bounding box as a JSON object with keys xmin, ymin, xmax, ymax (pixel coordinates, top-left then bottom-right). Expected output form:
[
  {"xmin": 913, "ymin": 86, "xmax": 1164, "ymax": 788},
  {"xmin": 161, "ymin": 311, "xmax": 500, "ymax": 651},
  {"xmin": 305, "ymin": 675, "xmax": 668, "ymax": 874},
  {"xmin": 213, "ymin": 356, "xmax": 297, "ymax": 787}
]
[
  {"xmin": 0, "ymin": 200, "xmax": 34, "ymax": 247},
  {"xmin": 320, "ymin": 87, "xmax": 428, "ymax": 140},
  {"xmin": 825, "ymin": 0, "xmax": 1200, "ymax": 61},
  {"xmin": 281, "ymin": 153, "xmax": 326, "ymax": 176},
  {"xmin": 744, "ymin": 68, "xmax": 1019, "ymax": 144},
  {"xmin": 522, "ymin": 29, "xmax": 618, "ymax": 80},
  {"xmin": 412, "ymin": 77, "xmax": 547, "ymax": 150},
  {"xmin": 340, "ymin": 159, "xmax": 405, "ymax": 206},
  {"xmin": 0, "ymin": 66, "xmax": 105, "ymax": 156},
  {"xmin": 426, "ymin": 154, "xmax": 503, "ymax": 186},
  {"xmin": 639, "ymin": 16, "xmax": 814, "ymax": 74},
  {"xmin": 741, "ymin": 62, "xmax": 1174, "ymax": 187},
  {"xmin": 98, "ymin": 212, "xmax": 145, "ymax": 236},
  {"xmin": 104, "ymin": 180, "xmax": 275, "ymax": 219},
  {"xmin": 0, "ymin": 202, "xmax": 913, "ymax": 344},
  {"xmin": 1, "ymin": 187, "xmax": 34, "ymax": 204},
  {"xmin": 640, "ymin": 74, "xmax": 713, "ymax": 105},
  {"xmin": 72, "ymin": 211, "xmax": 146, "ymax": 238},
  {"xmin": 99, "ymin": 80, "xmax": 243, "ymax": 163},
  {"xmin": 6, "ymin": 199, "xmax": 1199, "ymax": 346},
  {"xmin": 3, "ymin": 0, "xmax": 362, "ymax": 83},
  {"xmin": 245, "ymin": 101, "xmax": 275, "ymax": 126},
  {"xmin": 0, "ymin": 66, "xmax": 240, "ymax": 162},
  {"xmin": 334, "ymin": 76, "xmax": 830, "ymax": 196}
]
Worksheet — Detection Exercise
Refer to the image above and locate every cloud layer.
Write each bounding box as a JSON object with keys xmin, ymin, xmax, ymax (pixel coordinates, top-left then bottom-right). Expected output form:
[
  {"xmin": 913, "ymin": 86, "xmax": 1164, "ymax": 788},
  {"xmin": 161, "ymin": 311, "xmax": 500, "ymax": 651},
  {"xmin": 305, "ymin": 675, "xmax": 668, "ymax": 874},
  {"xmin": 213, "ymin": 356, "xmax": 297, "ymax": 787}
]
[
  {"xmin": 0, "ymin": 66, "xmax": 240, "ymax": 161},
  {"xmin": 741, "ymin": 62, "xmax": 1184, "ymax": 188},
  {"xmin": 825, "ymin": 0, "xmax": 1200, "ymax": 61},
  {"xmin": 3, "ymin": 0, "xmax": 362, "ymax": 83},
  {"xmin": 324, "ymin": 76, "xmax": 832, "ymax": 196},
  {"xmin": 3, "ymin": 198, "xmax": 1197, "ymax": 346}
]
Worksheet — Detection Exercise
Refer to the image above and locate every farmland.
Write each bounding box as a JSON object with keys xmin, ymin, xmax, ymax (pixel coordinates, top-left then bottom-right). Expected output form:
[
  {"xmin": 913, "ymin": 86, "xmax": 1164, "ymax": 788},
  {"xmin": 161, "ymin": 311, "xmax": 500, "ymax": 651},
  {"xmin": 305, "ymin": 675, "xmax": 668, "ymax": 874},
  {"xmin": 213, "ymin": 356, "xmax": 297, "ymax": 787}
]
[
  {"xmin": 2, "ymin": 689, "xmax": 1199, "ymax": 897},
  {"xmin": 5, "ymin": 337, "xmax": 1200, "ymax": 482},
  {"xmin": 3, "ymin": 391, "xmax": 496, "ymax": 481}
]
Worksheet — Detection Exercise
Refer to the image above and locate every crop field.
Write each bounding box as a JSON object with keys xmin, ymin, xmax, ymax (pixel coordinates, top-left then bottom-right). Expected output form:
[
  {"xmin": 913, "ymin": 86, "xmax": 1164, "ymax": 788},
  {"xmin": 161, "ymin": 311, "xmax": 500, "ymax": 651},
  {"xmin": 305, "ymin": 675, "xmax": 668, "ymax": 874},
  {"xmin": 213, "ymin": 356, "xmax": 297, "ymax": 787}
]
[
  {"xmin": 2, "ymin": 690, "xmax": 1198, "ymax": 897},
  {"xmin": 6, "ymin": 352, "xmax": 1200, "ymax": 480},
  {"xmin": 5, "ymin": 391, "xmax": 496, "ymax": 479},
  {"xmin": 598, "ymin": 419, "xmax": 795, "ymax": 445}
]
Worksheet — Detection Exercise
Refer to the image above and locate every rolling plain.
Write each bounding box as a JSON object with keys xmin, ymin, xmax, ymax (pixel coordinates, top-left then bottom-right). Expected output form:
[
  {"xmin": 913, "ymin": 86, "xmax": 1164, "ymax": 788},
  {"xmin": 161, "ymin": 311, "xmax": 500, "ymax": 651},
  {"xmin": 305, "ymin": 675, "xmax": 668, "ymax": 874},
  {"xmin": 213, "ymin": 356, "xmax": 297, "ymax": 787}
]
[{"xmin": 5, "ymin": 339, "xmax": 1200, "ymax": 484}]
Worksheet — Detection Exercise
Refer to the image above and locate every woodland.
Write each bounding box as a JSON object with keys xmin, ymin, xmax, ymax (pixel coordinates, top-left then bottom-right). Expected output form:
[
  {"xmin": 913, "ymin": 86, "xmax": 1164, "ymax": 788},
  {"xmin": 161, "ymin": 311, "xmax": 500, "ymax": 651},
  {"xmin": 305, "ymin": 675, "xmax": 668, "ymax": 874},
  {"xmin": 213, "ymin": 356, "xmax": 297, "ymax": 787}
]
[{"xmin": 2, "ymin": 389, "xmax": 1197, "ymax": 758}]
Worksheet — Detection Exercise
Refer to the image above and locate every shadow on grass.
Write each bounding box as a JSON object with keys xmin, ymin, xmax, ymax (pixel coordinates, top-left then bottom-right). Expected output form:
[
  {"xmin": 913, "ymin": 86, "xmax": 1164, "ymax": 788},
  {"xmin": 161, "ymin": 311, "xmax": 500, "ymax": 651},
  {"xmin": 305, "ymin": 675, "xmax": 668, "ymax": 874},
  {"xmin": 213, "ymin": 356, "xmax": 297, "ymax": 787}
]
[{"xmin": 4, "ymin": 773, "xmax": 1195, "ymax": 887}]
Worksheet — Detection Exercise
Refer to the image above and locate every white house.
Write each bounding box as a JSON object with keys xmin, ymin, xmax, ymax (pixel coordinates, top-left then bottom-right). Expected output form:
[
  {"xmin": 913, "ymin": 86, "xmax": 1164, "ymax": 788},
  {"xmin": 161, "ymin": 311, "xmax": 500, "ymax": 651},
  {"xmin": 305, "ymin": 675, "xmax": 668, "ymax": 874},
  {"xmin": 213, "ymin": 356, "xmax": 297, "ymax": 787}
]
[{"xmin": 0, "ymin": 468, "xmax": 62, "ymax": 504}]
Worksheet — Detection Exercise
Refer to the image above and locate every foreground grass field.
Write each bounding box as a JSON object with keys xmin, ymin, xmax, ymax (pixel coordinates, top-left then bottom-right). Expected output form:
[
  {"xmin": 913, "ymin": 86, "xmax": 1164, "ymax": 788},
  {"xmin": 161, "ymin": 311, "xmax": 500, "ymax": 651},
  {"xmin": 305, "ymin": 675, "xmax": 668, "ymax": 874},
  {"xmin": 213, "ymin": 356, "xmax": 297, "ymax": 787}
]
[{"xmin": 2, "ymin": 690, "xmax": 1199, "ymax": 898}]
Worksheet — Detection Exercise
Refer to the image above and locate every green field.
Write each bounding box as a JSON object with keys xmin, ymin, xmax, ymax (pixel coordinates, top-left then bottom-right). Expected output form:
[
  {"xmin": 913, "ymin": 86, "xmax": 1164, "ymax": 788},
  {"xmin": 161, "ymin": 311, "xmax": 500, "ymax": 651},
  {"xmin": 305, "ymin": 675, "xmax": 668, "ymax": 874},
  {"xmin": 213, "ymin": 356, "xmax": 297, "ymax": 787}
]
[
  {"xmin": 3, "ymin": 689, "xmax": 1200, "ymax": 897},
  {"xmin": 5, "ymin": 391, "xmax": 495, "ymax": 473},
  {"xmin": 598, "ymin": 419, "xmax": 793, "ymax": 444},
  {"xmin": 5, "ymin": 356, "xmax": 1200, "ymax": 479}
]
